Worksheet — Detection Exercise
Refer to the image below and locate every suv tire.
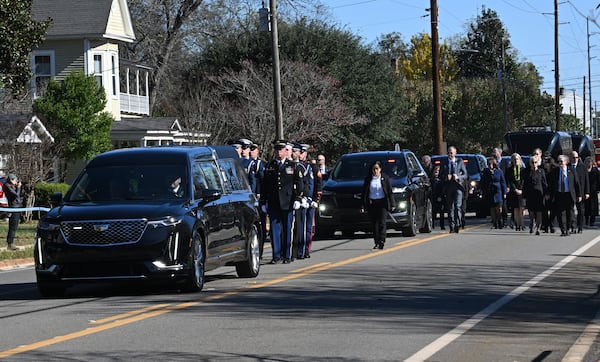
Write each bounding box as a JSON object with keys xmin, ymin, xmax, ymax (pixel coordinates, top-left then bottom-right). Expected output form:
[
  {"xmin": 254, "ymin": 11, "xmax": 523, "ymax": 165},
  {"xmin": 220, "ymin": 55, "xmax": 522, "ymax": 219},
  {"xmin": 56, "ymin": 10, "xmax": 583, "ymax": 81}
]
[
  {"xmin": 184, "ymin": 231, "xmax": 205, "ymax": 292},
  {"xmin": 402, "ymin": 203, "xmax": 418, "ymax": 237},
  {"xmin": 236, "ymin": 224, "xmax": 260, "ymax": 278}
]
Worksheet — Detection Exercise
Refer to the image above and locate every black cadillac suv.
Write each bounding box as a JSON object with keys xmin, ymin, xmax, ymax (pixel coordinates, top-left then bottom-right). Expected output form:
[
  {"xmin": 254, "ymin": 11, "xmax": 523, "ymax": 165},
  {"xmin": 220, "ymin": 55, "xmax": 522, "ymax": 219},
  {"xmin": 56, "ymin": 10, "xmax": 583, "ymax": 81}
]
[
  {"xmin": 317, "ymin": 150, "xmax": 432, "ymax": 238},
  {"xmin": 34, "ymin": 146, "xmax": 261, "ymax": 297}
]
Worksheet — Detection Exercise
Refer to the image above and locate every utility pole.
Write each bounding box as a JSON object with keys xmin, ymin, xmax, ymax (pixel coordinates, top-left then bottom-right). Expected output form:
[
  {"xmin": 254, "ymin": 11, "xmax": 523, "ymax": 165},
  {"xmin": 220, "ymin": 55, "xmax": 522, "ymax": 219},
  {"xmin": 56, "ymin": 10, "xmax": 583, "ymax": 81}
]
[
  {"xmin": 501, "ymin": 41, "xmax": 507, "ymax": 134},
  {"xmin": 583, "ymin": 75, "xmax": 585, "ymax": 128},
  {"xmin": 572, "ymin": 89, "xmax": 577, "ymax": 118},
  {"xmin": 430, "ymin": 0, "xmax": 444, "ymax": 154},
  {"xmin": 554, "ymin": 0, "xmax": 561, "ymax": 131},
  {"xmin": 269, "ymin": 0, "xmax": 284, "ymax": 140},
  {"xmin": 587, "ymin": 17, "xmax": 594, "ymax": 137}
]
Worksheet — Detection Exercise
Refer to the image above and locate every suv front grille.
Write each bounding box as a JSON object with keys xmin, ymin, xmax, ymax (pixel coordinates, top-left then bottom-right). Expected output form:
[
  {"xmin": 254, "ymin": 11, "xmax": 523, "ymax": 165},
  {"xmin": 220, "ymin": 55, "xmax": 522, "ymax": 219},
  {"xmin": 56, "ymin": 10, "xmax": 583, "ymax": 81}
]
[
  {"xmin": 60, "ymin": 219, "xmax": 147, "ymax": 246},
  {"xmin": 335, "ymin": 194, "xmax": 363, "ymax": 209}
]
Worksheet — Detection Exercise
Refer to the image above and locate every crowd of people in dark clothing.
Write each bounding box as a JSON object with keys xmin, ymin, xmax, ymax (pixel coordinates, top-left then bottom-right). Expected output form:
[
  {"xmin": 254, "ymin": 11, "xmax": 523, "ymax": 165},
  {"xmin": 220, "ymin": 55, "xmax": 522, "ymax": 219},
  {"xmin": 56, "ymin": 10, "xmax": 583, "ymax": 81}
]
[{"xmin": 427, "ymin": 147, "xmax": 600, "ymax": 236}]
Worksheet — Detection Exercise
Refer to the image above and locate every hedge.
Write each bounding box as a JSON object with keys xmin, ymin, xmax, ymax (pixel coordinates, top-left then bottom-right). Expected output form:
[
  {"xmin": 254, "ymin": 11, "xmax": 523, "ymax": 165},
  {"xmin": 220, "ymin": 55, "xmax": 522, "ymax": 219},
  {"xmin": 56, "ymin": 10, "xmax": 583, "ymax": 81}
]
[{"xmin": 34, "ymin": 182, "xmax": 70, "ymax": 208}]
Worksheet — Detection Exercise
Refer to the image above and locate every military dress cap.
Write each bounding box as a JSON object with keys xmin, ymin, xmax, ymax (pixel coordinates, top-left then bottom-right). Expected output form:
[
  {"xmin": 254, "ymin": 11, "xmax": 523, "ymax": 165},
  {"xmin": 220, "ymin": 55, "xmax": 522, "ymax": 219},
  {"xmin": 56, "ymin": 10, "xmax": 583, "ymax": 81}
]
[
  {"xmin": 291, "ymin": 142, "xmax": 302, "ymax": 152},
  {"xmin": 238, "ymin": 138, "xmax": 253, "ymax": 148},
  {"xmin": 229, "ymin": 139, "xmax": 242, "ymax": 148},
  {"xmin": 273, "ymin": 139, "xmax": 287, "ymax": 149},
  {"xmin": 300, "ymin": 144, "xmax": 309, "ymax": 152},
  {"xmin": 250, "ymin": 143, "xmax": 259, "ymax": 150}
]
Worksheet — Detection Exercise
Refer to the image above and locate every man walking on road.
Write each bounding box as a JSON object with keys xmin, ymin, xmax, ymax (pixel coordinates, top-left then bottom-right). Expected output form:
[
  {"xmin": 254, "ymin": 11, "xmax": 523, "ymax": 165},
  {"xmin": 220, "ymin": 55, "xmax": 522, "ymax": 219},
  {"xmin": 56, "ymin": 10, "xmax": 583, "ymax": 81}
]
[
  {"xmin": 549, "ymin": 155, "xmax": 581, "ymax": 236},
  {"xmin": 440, "ymin": 146, "xmax": 468, "ymax": 233}
]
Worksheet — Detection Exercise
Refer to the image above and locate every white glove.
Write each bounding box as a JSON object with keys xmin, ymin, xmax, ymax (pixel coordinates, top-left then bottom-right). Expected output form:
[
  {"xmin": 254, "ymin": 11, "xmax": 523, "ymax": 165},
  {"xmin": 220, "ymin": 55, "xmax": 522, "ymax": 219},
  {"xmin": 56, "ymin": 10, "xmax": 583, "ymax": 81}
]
[
  {"xmin": 293, "ymin": 201, "xmax": 301, "ymax": 210},
  {"xmin": 311, "ymin": 201, "xmax": 319, "ymax": 208},
  {"xmin": 301, "ymin": 197, "xmax": 309, "ymax": 209},
  {"xmin": 261, "ymin": 204, "xmax": 267, "ymax": 213}
]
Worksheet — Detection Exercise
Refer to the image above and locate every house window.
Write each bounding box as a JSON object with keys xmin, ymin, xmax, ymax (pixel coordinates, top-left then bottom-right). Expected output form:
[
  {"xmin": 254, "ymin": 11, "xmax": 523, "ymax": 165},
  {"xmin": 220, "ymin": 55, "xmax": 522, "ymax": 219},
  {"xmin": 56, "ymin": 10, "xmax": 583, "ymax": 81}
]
[
  {"xmin": 139, "ymin": 69, "xmax": 147, "ymax": 96},
  {"xmin": 93, "ymin": 54, "xmax": 103, "ymax": 88},
  {"xmin": 111, "ymin": 54, "xmax": 118, "ymax": 97},
  {"xmin": 128, "ymin": 69, "xmax": 138, "ymax": 95},
  {"xmin": 32, "ymin": 52, "xmax": 54, "ymax": 98}
]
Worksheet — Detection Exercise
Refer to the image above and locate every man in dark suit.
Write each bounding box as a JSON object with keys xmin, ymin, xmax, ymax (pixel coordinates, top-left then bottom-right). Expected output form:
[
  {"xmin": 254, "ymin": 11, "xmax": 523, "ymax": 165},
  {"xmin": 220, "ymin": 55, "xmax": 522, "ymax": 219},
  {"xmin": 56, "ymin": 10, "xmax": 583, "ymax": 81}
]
[
  {"xmin": 440, "ymin": 146, "xmax": 468, "ymax": 233},
  {"xmin": 548, "ymin": 155, "xmax": 582, "ymax": 236},
  {"xmin": 260, "ymin": 140, "xmax": 304, "ymax": 264},
  {"xmin": 570, "ymin": 151, "xmax": 589, "ymax": 233}
]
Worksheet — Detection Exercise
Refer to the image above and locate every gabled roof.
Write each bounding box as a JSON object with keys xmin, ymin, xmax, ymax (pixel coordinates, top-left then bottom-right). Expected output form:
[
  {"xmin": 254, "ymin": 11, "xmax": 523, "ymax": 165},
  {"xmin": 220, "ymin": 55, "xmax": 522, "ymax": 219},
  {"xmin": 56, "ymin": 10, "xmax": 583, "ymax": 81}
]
[
  {"xmin": 0, "ymin": 115, "xmax": 54, "ymax": 144},
  {"xmin": 32, "ymin": 0, "xmax": 135, "ymax": 42},
  {"xmin": 111, "ymin": 117, "xmax": 182, "ymax": 132}
]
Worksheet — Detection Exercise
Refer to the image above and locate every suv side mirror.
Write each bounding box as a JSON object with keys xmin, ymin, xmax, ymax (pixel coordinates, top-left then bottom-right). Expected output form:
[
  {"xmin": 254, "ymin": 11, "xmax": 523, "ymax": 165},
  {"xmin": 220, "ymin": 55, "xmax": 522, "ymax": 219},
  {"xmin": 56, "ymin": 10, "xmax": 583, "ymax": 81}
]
[
  {"xmin": 49, "ymin": 192, "xmax": 63, "ymax": 207},
  {"xmin": 198, "ymin": 188, "xmax": 222, "ymax": 201}
]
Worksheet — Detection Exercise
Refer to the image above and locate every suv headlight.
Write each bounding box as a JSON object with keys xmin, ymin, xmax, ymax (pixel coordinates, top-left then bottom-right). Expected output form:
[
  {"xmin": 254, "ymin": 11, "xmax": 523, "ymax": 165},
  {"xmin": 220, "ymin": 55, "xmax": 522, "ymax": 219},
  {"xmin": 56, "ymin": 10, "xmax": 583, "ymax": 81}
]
[
  {"xmin": 148, "ymin": 217, "xmax": 183, "ymax": 228},
  {"xmin": 392, "ymin": 186, "xmax": 407, "ymax": 193},
  {"xmin": 38, "ymin": 220, "xmax": 60, "ymax": 231},
  {"xmin": 321, "ymin": 190, "xmax": 335, "ymax": 197}
]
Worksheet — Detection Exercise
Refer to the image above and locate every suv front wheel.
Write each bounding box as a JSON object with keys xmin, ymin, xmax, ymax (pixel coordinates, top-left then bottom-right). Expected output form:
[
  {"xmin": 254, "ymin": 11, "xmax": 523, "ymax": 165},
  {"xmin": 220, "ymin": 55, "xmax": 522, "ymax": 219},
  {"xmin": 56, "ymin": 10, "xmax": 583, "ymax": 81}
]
[
  {"xmin": 184, "ymin": 230, "xmax": 205, "ymax": 292},
  {"xmin": 402, "ymin": 202, "xmax": 418, "ymax": 237}
]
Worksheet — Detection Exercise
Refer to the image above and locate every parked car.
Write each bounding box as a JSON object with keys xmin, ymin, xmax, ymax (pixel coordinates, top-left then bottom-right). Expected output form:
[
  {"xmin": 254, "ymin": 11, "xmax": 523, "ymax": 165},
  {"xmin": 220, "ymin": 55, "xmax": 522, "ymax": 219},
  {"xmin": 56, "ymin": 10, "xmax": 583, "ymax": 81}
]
[
  {"xmin": 431, "ymin": 154, "xmax": 487, "ymax": 218},
  {"xmin": 317, "ymin": 150, "xmax": 432, "ymax": 238},
  {"xmin": 0, "ymin": 176, "xmax": 7, "ymax": 218},
  {"xmin": 34, "ymin": 146, "xmax": 261, "ymax": 297}
]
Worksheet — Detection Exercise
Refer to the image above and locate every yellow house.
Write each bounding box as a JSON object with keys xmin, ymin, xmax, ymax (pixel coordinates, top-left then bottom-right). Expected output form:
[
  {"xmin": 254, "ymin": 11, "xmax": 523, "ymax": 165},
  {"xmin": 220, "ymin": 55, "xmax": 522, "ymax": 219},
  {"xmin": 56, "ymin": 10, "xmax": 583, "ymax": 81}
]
[{"xmin": 30, "ymin": 0, "xmax": 208, "ymax": 149}]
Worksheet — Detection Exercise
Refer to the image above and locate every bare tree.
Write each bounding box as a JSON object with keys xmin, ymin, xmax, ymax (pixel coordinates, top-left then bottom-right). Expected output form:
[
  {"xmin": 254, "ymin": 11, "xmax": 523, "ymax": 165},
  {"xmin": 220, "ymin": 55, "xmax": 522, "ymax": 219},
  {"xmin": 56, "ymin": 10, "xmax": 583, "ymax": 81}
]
[{"xmin": 177, "ymin": 60, "xmax": 366, "ymax": 155}]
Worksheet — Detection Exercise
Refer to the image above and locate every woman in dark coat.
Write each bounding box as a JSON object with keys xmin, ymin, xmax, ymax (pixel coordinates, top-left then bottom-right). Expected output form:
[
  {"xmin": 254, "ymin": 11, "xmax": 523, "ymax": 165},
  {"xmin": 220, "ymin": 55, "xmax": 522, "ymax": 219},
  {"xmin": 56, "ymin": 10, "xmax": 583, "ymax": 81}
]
[
  {"xmin": 362, "ymin": 161, "xmax": 394, "ymax": 250},
  {"xmin": 480, "ymin": 157, "xmax": 507, "ymax": 229},
  {"xmin": 505, "ymin": 153, "xmax": 526, "ymax": 231},
  {"xmin": 524, "ymin": 155, "xmax": 547, "ymax": 235},
  {"xmin": 584, "ymin": 156, "xmax": 599, "ymax": 226},
  {"xmin": 431, "ymin": 165, "xmax": 446, "ymax": 230}
]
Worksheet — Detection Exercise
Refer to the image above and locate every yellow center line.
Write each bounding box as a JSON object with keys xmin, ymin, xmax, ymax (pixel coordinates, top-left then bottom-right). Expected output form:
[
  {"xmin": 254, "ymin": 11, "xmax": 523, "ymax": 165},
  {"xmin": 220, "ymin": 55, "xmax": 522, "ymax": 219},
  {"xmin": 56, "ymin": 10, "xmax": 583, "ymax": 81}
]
[
  {"xmin": 290, "ymin": 262, "xmax": 330, "ymax": 273},
  {"xmin": 89, "ymin": 303, "xmax": 171, "ymax": 325},
  {"xmin": 0, "ymin": 231, "xmax": 452, "ymax": 359}
]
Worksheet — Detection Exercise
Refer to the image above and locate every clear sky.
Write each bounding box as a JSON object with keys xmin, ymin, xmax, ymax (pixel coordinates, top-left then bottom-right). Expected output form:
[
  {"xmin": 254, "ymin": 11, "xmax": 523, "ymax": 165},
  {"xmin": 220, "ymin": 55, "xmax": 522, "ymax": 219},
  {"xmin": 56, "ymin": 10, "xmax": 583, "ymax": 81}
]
[{"xmin": 328, "ymin": 0, "xmax": 600, "ymax": 105}]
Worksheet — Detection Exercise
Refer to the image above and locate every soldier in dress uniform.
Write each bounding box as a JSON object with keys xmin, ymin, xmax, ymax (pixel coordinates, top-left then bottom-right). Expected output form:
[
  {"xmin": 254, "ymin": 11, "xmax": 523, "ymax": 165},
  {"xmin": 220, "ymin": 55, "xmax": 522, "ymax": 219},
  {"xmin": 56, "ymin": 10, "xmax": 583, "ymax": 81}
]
[
  {"xmin": 237, "ymin": 138, "xmax": 253, "ymax": 171},
  {"xmin": 260, "ymin": 140, "xmax": 304, "ymax": 264},
  {"xmin": 290, "ymin": 142, "xmax": 309, "ymax": 260},
  {"xmin": 248, "ymin": 143, "xmax": 267, "ymax": 256},
  {"xmin": 300, "ymin": 143, "xmax": 321, "ymax": 258},
  {"xmin": 230, "ymin": 140, "xmax": 243, "ymax": 157}
]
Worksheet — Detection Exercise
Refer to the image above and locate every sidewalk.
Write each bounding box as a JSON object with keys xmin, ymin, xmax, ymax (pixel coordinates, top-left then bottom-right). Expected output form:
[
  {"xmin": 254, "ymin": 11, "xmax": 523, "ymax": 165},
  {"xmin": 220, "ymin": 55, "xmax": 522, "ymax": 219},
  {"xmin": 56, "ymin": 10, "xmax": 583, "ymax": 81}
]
[
  {"xmin": 0, "ymin": 257, "xmax": 33, "ymax": 270},
  {"xmin": 0, "ymin": 244, "xmax": 34, "ymax": 270}
]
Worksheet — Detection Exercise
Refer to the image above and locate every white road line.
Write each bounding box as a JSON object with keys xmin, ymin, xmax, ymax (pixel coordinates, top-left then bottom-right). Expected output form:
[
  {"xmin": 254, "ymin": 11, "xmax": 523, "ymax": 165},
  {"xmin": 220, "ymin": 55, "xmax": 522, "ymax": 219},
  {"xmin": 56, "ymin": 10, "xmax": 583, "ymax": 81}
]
[
  {"xmin": 405, "ymin": 235, "xmax": 600, "ymax": 362},
  {"xmin": 561, "ymin": 307, "xmax": 600, "ymax": 362}
]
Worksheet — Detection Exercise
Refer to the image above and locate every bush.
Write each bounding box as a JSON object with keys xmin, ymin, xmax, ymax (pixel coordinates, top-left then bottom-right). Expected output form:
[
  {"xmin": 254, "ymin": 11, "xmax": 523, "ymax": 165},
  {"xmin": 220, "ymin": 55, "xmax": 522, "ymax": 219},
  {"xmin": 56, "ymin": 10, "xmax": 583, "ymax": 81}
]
[{"xmin": 35, "ymin": 182, "xmax": 70, "ymax": 208}]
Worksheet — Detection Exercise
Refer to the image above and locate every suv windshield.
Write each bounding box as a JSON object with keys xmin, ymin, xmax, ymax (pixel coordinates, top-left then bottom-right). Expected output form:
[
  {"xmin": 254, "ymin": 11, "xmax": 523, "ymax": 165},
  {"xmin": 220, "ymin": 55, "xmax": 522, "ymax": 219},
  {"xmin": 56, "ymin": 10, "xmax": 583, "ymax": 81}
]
[
  {"xmin": 331, "ymin": 154, "xmax": 408, "ymax": 181},
  {"xmin": 66, "ymin": 164, "xmax": 190, "ymax": 202}
]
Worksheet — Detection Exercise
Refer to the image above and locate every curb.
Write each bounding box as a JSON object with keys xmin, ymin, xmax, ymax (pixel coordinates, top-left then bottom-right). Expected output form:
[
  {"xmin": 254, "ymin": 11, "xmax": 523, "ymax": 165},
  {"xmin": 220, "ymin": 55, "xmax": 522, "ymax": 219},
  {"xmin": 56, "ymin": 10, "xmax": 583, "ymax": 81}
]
[{"xmin": 0, "ymin": 258, "xmax": 34, "ymax": 271}]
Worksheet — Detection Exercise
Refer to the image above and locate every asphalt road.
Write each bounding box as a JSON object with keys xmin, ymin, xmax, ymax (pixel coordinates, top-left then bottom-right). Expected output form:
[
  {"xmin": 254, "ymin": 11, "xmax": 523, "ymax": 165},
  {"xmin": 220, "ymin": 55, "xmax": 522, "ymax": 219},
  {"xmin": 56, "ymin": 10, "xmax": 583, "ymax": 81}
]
[{"xmin": 2, "ymin": 216, "xmax": 600, "ymax": 361}]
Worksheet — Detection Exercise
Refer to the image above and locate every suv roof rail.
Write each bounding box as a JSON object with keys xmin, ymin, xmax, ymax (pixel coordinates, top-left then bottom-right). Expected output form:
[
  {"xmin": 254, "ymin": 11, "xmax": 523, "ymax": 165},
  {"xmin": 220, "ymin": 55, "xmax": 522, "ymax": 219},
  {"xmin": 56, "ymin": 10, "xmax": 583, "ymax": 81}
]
[{"xmin": 519, "ymin": 125, "xmax": 552, "ymax": 132}]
